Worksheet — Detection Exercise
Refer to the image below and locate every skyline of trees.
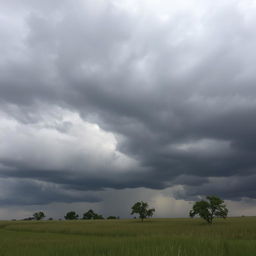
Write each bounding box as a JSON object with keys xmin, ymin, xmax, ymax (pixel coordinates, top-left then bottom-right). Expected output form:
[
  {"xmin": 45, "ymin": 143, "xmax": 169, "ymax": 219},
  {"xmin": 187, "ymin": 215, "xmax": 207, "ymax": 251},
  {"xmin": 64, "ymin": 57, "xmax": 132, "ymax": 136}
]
[{"xmin": 18, "ymin": 196, "xmax": 229, "ymax": 222}]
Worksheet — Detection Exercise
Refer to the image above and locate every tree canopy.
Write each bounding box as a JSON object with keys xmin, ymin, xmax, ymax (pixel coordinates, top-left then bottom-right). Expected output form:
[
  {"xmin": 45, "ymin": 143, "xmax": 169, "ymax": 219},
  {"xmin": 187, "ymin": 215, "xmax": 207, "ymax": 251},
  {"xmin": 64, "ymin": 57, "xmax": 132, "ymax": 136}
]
[
  {"xmin": 33, "ymin": 211, "xmax": 45, "ymax": 220},
  {"xmin": 107, "ymin": 216, "xmax": 118, "ymax": 220},
  {"xmin": 189, "ymin": 195, "xmax": 228, "ymax": 224},
  {"xmin": 64, "ymin": 211, "xmax": 79, "ymax": 220},
  {"xmin": 82, "ymin": 209, "xmax": 104, "ymax": 220},
  {"xmin": 131, "ymin": 201, "xmax": 155, "ymax": 222}
]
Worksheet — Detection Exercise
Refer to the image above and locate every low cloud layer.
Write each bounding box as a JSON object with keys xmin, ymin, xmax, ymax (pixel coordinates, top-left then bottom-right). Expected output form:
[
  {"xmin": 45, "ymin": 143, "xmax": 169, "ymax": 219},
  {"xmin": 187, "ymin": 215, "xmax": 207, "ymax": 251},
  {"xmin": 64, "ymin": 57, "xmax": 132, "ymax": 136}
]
[{"xmin": 1, "ymin": 0, "xmax": 256, "ymax": 216}]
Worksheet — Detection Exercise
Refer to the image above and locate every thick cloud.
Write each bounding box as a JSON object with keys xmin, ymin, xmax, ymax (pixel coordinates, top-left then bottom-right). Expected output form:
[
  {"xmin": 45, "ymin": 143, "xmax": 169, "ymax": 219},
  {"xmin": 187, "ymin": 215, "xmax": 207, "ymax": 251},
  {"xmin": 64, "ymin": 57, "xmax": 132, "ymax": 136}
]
[
  {"xmin": 0, "ymin": 178, "xmax": 100, "ymax": 206},
  {"xmin": 1, "ymin": 0, "xmax": 256, "ymax": 213}
]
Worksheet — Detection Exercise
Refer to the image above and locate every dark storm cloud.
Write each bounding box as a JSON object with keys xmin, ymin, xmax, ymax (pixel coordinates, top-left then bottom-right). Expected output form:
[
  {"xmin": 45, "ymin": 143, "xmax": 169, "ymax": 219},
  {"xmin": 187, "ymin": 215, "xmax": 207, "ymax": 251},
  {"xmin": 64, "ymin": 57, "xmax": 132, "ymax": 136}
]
[
  {"xmin": 0, "ymin": 178, "xmax": 100, "ymax": 206},
  {"xmin": 175, "ymin": 175, "xmax": 256, "ymax": 201},
  {"xmin": 1, "ymin": 0, "xmax": 256, "ymax": 206},
  {"xmin": 0, "ymin": 158, "xmax": 165, "ymax": 191}
]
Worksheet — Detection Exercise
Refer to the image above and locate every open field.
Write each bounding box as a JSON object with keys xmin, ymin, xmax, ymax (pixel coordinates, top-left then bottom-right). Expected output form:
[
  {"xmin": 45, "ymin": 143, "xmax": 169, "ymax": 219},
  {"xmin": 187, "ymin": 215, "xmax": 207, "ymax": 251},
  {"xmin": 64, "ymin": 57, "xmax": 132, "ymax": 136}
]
[{"xmin": 0, "ymin": 217, "xmax": 256, "ymax": 256}]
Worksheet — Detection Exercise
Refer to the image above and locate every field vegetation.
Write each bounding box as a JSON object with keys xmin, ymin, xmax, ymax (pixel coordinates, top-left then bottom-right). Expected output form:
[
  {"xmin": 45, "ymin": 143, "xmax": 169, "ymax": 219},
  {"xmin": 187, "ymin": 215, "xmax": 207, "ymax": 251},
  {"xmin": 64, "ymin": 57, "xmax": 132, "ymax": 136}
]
[{"xmin": 0, "ymin": 217, "xmax": 256, "ymax": 255}]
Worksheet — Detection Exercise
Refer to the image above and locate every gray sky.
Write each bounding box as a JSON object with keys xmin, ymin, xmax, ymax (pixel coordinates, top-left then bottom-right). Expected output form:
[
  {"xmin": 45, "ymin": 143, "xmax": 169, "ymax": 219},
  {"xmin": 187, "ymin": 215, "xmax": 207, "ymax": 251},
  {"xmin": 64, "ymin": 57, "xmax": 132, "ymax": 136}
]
[{"xmin": 1, "ymin": 0, "xmax": 256, "ymax": 219}]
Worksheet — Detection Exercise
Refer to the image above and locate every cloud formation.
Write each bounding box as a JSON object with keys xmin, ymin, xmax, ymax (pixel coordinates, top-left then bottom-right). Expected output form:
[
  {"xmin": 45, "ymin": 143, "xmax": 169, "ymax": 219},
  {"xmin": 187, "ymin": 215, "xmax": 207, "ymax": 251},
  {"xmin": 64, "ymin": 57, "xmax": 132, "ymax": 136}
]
[{"xmin": 1, "ymin": 0, "xmax": 256, "ymax": 211}]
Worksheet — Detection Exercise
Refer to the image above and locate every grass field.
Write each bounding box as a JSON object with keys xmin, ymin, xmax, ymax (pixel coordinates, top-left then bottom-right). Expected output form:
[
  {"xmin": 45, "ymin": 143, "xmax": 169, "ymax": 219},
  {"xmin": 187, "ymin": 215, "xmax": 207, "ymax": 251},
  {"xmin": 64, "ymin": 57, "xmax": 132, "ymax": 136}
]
[{"xmin": 0, "ymin": 217, "xmax": 256, "ymax": 256}]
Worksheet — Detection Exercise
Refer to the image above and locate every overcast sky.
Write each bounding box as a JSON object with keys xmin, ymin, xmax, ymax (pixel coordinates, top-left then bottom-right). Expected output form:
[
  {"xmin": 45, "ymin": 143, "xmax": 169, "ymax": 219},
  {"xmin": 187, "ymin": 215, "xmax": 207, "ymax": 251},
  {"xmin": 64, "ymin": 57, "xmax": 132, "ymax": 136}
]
[{"xmin": 1, "ymin": 0, "xmax": 256, "ymax": 219}]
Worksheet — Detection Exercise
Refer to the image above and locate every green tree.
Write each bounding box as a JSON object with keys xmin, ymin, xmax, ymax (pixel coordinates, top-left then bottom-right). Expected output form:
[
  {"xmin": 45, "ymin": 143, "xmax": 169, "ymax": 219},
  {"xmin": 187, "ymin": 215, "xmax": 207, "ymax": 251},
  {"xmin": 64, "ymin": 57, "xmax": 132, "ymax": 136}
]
[
  {"xmin": 64, "ymin": 211, "xmax": 79, "ymax": 220},
  {"xmin": 131, "ymin": 201, "xmax": 155, "ymax": 222},
  {"xmin": 107, "ymin": 216, "xmax": 117, "ymax": 219},
  {"xmin": 94, "ymin": 214, "xmax": 104, "ymax": 219},
  {"xmin": 189, "ymin": 195, "xmax": 228, "ymax": 224},
  {"xmin": 83, "ymin": 209, "xmax": 104, "ymax": 220},
  {"xmin": 83, "ymin": 209, "xmax": 96, "ymax": 219},
  {"xmin": 33, "ymin": 211, "xmax": 45, "ymax": 220}
]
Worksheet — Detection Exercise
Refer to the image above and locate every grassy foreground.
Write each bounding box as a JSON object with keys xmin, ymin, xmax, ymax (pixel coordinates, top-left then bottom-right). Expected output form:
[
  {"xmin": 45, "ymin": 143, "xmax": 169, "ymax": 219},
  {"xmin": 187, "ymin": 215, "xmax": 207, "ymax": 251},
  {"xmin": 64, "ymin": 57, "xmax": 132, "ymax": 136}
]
[{"xmin": 0, "ymin": 217, "xmax": 256, "ymax": 256}]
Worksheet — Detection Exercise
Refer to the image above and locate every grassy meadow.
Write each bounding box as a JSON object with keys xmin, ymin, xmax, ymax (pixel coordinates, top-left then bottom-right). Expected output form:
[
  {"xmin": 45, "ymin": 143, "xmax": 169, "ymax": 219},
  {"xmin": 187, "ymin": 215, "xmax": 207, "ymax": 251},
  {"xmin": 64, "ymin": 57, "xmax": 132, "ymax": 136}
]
[{"xmin": 0, "ymin": 217, "xmax": 256, "ymax": 256}]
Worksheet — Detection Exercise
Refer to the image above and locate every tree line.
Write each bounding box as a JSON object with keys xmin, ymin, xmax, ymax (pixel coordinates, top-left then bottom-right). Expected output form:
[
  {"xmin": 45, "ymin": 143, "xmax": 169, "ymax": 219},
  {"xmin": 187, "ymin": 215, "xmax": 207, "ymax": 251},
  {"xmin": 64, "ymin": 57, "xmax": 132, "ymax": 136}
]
[
  {"xmin": 26, "ymin": 209, "xmax": 119, "ymax": 221},
  {"xmin": 25, "ymin": 195, "xmax": 228, "ymax": 224}
]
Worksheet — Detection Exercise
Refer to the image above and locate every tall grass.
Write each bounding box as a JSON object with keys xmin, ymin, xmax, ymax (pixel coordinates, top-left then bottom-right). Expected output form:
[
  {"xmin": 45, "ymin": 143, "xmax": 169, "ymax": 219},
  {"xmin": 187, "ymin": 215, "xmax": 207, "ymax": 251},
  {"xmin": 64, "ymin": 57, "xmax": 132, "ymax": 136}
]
[{"xmin": 0, "ymin": 217, "xmax": 255, "ymax": 255}]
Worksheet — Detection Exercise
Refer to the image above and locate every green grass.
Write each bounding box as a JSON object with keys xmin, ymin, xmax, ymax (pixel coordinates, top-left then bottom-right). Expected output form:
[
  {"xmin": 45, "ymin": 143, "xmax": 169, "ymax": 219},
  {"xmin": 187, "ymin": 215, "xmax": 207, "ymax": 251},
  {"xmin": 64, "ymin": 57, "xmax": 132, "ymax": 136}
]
[{"xmin": 0, "ymin": 217, "xmax": 256, "ymax": 255}]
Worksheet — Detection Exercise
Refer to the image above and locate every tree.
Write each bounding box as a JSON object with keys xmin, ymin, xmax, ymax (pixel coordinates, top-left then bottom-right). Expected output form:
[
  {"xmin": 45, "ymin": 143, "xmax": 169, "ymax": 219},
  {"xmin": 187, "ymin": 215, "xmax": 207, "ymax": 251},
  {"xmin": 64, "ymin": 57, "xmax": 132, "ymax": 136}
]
[
  {"xmin": 23, "ymin": 217, "xmax": 34, "ymax": 221},
  {"xmin": 131, "ymin": 201, "xmax": 155, "ymax": 222},
  {"xmin": 82, "ymin": 209, "xmax": 104, "ymax": 220},
  {"xmin": 64, "ymin": 211, "xmax": 79, "ymax": 220},
  {"xmin": 107, "ymin": 216, "xmax": 117, "ymax": 219},
  {"xmin": 33, "ymin": 211, "xmax": 45, "ymax": 220},
  {"xmin": 189, "ymin": 195, "xmax": 228, "ymax": 224},
  {"xmin": 83, "ymin": 209, "xmax": 96, "ymax": 219}
]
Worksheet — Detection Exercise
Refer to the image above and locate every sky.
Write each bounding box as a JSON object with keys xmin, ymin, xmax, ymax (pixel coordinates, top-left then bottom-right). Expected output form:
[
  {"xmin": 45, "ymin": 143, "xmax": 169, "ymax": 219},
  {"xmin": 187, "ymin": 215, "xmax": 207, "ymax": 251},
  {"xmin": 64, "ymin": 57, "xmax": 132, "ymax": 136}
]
[{"xmin": 1, "ymin": 0, "xmax": 256, "ymax": 220}]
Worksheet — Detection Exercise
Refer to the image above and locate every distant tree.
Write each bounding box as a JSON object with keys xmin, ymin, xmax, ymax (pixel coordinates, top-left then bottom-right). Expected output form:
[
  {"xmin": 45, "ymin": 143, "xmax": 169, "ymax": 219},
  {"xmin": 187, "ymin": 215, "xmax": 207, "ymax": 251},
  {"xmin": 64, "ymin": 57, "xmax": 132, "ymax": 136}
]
[
  {"xmin": 64, "ymin": 211, "xmax": 79, "ymax": 220},
  {"xmin": 83, "ymin": 209, "xmax": 96, "ymax": 219},
  {"xmin": 83, "ymin": 209, "xmax": 104, "ymax": 220},
  {"xmin": 131, "ymin": 201, "xmax": 155, "ymax": 222},
  {"xmin": 94, "ymin": 214, "xmax": 104, "ymax": 219},
  {"xmin": 23, "ymin": 217, "xmax": 34, "ymax": 221},
  {"xmin": 107, "ymin": 216, "xmax": 117, "ymax": 220},
  {"xmin": 189, "ymin": 195, "xmax": 228, "ymax": 224},
  {"xmin": 48, "ymin": 217, "xmax": 53, "ymax": 221},
  {"xmin": 33, "ymin": 211, "xmax": 45, "ymax": 220}
]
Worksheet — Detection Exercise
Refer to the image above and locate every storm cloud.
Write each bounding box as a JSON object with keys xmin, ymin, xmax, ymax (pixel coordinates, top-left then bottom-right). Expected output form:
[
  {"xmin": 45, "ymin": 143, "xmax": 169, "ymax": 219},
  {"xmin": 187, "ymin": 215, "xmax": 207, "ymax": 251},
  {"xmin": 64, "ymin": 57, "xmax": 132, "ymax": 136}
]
[{"xmin": 1, "ymin": 0, "xmax": 256, "ymax": 216}]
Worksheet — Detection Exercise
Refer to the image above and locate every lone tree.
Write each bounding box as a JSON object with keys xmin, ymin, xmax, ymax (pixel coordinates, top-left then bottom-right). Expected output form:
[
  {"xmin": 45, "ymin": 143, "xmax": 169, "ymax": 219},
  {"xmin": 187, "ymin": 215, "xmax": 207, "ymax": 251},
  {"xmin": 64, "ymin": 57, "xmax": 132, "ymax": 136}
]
[
  {"xmin": 33, "ymin": 211, "xmax": 45, "ymax": 220},
  {"xmin": 83, "ymin": 209, "xmax": 104, "ymax": 220},
  {"xmin": 131, "ymin": 201, "xmax": 155, "ymax": 222},
  {"xmin": 107, "ymin": 216, "xmax": 117, "ymax": 220},
  {"xmin": 64, "ymin": 211, "xmax": 79, "ymax": 220},
  {"xmin": 189, "ymin": 195, "xmax": 228, "ymax": 224}
]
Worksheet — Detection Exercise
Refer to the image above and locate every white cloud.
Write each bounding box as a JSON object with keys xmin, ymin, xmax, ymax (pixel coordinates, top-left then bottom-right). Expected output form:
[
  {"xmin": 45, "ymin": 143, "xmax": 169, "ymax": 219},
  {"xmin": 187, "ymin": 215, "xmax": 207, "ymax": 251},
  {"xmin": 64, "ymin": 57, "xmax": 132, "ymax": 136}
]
[{"xmin": 0, "ymin": 107, "xmax": 138, "ymax": 174}]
